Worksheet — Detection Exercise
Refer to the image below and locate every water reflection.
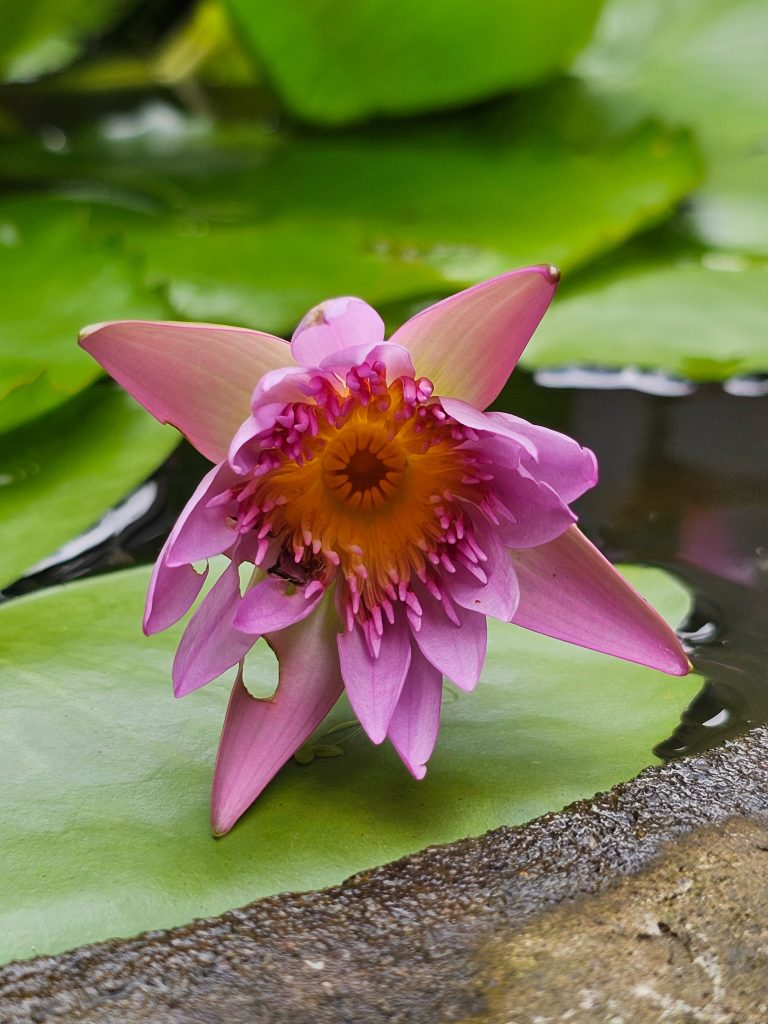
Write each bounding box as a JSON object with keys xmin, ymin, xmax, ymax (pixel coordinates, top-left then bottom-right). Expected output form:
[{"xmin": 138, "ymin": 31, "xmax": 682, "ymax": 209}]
[
  {"xmin": 4, "ymin": 370, "xmax": 767, "ymax": 761},
  {"xmin": 519, "ymin": 370, "xmax": 768, "ymax": 759}
]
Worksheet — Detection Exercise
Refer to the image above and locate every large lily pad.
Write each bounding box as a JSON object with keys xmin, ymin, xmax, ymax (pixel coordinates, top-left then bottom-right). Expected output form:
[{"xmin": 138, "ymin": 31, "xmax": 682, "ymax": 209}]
[
  {"xmin": 104, "ymin": 100, "xmax": 699, "ymax": 334},
  {"xmin": 0, "ymin": 197, "xmax": 168, "ymax": 434},
  {"xmin": 224, "ymin": 0, "xmax": 605, "ymax": 125},
  {"xmin": 522, "ymin": 248, "xmax": 768, "ymax": 380},
  {"xmin": 0, "ymin": 383, "xmax": 179, "ymax": 590},
  {"xmin": 576, "ymin": 0, "xmax": 768, "ymax": 255},
  {"xmin": 0, "ymin": 561, "xmax": 696, "ymax": 964}
]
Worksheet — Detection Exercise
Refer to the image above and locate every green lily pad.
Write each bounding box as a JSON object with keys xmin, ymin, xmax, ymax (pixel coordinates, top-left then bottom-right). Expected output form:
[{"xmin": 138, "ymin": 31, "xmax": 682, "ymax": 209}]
[
  {"xmin": 224, "ymin": 0, "xmax": 606, "ymax": 125},
  {"xmin": 0, "ymin": 0, "xmax": 135, "ymax": 83},
  {"xmin": 0, "ymin": 560, "xmax": 696, "ymax": 964},
  {"xmin": 0, "ymin": 383, "xmax": 179, "ymax": 590},
  {"xmin": 103, "ymin": 100, "xmax": 699, "ymax": 335},
  {"xmin": 576, "ymin": 0, "xmax": 768, "ymax": 255},
  {"xmin": 0, "ymin": 196, "xmax": 168, "ymax": 434},
  {"xmin": 522, "ymin": 249, "xmax": 768, "ymax": 380}
]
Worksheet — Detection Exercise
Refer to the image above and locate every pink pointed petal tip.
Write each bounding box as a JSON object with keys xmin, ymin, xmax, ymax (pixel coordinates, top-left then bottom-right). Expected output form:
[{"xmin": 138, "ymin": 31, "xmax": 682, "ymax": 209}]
[
  {"xmin": 390, "ymin": 265, "xmax": 559, "ymax": 409},
  {"xmin": 388, "ymin": 642, "xmax": 443, "ymax": 780},
  {"xmin": 510, "ymin": 525, "xmax": 692, "ymax": 676},
  {"xmin": 79, "ymin": 320, "xmax": 293, "ymax": 463},
  {"xmin": 291, "ymin": 297, "xmax": 385, "ymax": 365},
  {"xmin": 211, "ymin": 596, "xmax": 342, "ymax": 835},
  {"xmin": 172, "ymin": 564, "xmax": 255, "ymax": 698},
  {"xmin": 337, "ymin": 616, "xmax": 411, "ymax": 744}
]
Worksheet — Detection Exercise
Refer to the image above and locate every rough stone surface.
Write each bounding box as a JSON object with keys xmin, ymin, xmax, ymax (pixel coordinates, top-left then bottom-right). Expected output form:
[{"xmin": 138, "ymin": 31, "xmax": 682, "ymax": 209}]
[{"xmin": 2, "ymin": 728, "xmax": 767, "ymax": 1024}]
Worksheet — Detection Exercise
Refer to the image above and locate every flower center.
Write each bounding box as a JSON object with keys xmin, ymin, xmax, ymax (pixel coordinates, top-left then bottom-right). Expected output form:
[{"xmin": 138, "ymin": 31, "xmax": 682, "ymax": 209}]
[
  {"xmin": 322, "ymin": 426, "xmax": 406, "ymax": 511},
  {"xmin": 224, "ymin": 358, "xmax": 496, "ymax": 636}
]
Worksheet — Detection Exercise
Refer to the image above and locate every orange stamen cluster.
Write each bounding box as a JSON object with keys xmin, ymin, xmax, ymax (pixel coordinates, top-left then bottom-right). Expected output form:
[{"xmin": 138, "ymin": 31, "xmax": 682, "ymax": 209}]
[{"xmin": 224, "ymin": 359, "xmax": 496, "ymax": 640}]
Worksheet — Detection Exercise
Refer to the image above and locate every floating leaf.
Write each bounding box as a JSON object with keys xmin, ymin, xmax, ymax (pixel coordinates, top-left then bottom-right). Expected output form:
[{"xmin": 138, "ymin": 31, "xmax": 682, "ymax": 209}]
[
  {"xmin": 577, "ymin": 0, "xmax": 768, "ymax": 254},
  {"xmin": 0, "ymin": 562, "xmax": 696, "ymax": 963},
  {"xmin": 522, "ymin": 248, "xmax": 768, "ymax": 380},
  {"xmin": 0, "ymin": 197, "xmax": 168, "ymax": 434},
  {"xmin": 224, "ymin": 0, "xmax": 606, "ymax": 125}
]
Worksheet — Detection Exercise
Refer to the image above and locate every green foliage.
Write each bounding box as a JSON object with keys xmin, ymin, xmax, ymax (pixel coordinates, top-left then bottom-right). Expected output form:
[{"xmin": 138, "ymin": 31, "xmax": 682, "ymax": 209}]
[
  {"xmin": 0, "ymin": 197, "xmax": 168, "ymax": 433},
  {"xmin": 224, "ymin": 0, "xmax": 606, "ymax": 124},
  {"xmin": 524, "ymin": 246, "xmax": 768, "ymax": 380},
  {"xmin": 0, "ymin": 562, "xmax": 695, "ymax": 964},
  {"xmin": 0, "ymin": 0, "xmax": 134, "ymax": 83}
]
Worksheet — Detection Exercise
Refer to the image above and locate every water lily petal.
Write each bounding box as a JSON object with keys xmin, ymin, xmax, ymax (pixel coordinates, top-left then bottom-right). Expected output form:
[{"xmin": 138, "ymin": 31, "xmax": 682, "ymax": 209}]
[
  {"xmin": 292, "ymin": 297, "xmax": 385, "ymax": 364},
  {"xmin": 439, "ymin": 398, "xmax": 538, "ymax": 457},
  {"xmin": 143, "ymin": 462, "xmax": 234, "ymax": 634},
  {"xmin": 337, "ymin": 615, "xmax": 412, "ymax": 744},
  {"xmin": 412, "ymin": 587, "xmax": 487, "ymax": 691},
  {"xmin": 486, "ymin": 412, "xmax": 598, "ymax": 503},
  {"xmin": 164, "ymin": 462, "xmax": 239, "ymax": 567},
  {"xmin": 319, "ymin": 341, "xmax": 415, "ymax": 382},
  {"xmin": 172, "ymin": 563, "xmax": 255, "ymax": 697},
  {"xmin": 448, "ymin": 519, "xmax": 520, "ymax": 621},
  {"xmin": 390, "ymin": 266, "xmax": 559, "ymax": 407},
  {"xmin": 79, "ymin": 321, "xmax": 293, "ymax": 462},
  {"xmin": 233, "ymin": 577, "xmax": 326, "ymax": 634},
  {"xmin": 143, "ymin": 539, "xmax": 207, "ymax": 636},
  {"xmin": 388, "ymin": 641, "xmax": 443, "ymax": 780},
  {"xmin": 211, "ymin": 596, "xmax": 343, "ymax": 835},
  {"xmin": 490, "ymin": 470, "xmax": 576, "ymax": 549},
  {"xmin": 510, "ymin": 525, "xmax": 691, "ymax": 675}
]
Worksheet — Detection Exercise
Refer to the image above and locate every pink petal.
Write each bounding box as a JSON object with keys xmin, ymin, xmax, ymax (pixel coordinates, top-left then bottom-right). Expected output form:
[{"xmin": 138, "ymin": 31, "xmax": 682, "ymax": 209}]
[
  {"xmin": 447, "ymin": 518, "xmax": 520, "ymax": 621},
  {"xmin": 291, "ymin": 297, "xmax": 385, "ymax": 364},
  {"xmin": 440, "ymin": 398, "xmax": 538, "ymax": 457},
  {"xmin": 337, "ymin": 616, "xmax": 412, "ymax": 744},
  {"xmin": 390, "ymin": 266, "xmax": 559, "ymax": 408},
  {"xmin": 144, "ymin": 538, "xmax": 207, "ymax": 636},
  {"xmin": 388, "ymin": 641, "xmax": 443, "ymax": 780},
  {"xmin": 319, "ymin": 341, "xmax": 415, "ymax": 382},
  {"xmin": 172, "ymin": 563, "xmax": 256, "ymax": 697},
  {"xmin": 143, "ymin": 462, "xmax": 233, "ymax": 634},
  {"xmin": 510, "ymin": 525, "xmax": 691, "ymax": 675},
  {"xmin": 211, "ymin": 597, "xmax": 343, "ymax": 835},
  {"xmin": 233, "ymin": 577, "xmax": 326, "ymax": 634},
  {"xmin": 486, "ymin": 412, "xmax": 598, "ymax": 504},
  {"xmin": 164, "ymin": 462, "xmax": 239, "ymax": 567},
  {"xmin": 411, "ymin": 588, "xmax": 487, "ymax": 691},
  {"xmin": 79, "ymin": 321, "xmax": 293, "ymax": 462},
  {"xmin": 489, "ymin": 470, "xmax": 576, "ymax": 549}
]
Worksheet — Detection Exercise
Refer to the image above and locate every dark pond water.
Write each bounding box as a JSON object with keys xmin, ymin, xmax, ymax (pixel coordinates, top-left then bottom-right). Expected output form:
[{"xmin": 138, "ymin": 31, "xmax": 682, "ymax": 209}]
[{"xmin": 5, "ymin": 369, "xmax": 767, "ymax": 761}]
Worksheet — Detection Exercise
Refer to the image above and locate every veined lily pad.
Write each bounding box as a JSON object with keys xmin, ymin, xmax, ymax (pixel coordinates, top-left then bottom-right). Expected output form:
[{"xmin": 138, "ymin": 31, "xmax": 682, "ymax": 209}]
[{"xmin": 0, "ymin": 561, "xmax": 696, "ymax": 964}]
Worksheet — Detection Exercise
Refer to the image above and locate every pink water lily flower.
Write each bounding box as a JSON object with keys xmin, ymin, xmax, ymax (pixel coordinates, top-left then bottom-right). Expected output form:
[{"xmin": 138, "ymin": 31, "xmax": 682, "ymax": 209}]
[{"xmin": 80, "ymin": 266, "xmax": 690, "ymax": 834}]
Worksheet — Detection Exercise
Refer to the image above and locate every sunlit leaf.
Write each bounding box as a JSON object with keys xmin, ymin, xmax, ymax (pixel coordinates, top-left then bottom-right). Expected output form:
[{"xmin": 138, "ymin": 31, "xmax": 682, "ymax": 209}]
[
  {"xmin": 577, "ymin": 0, "xmax": 768, "ymax": 255},
  {"xmin": 0, "ymin": 561, "xmax": 696, "ymax": 963},
  {"xmin": 224, "ymin": 0, "xmax": 606, "ymax": 125},
  {"xmin": 522, "ymin": 247, "xmax": 768, "ymax": 380},
  {"xmin": 94, "ymin": 96, "xmax": 699, "ymax": 335}
]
